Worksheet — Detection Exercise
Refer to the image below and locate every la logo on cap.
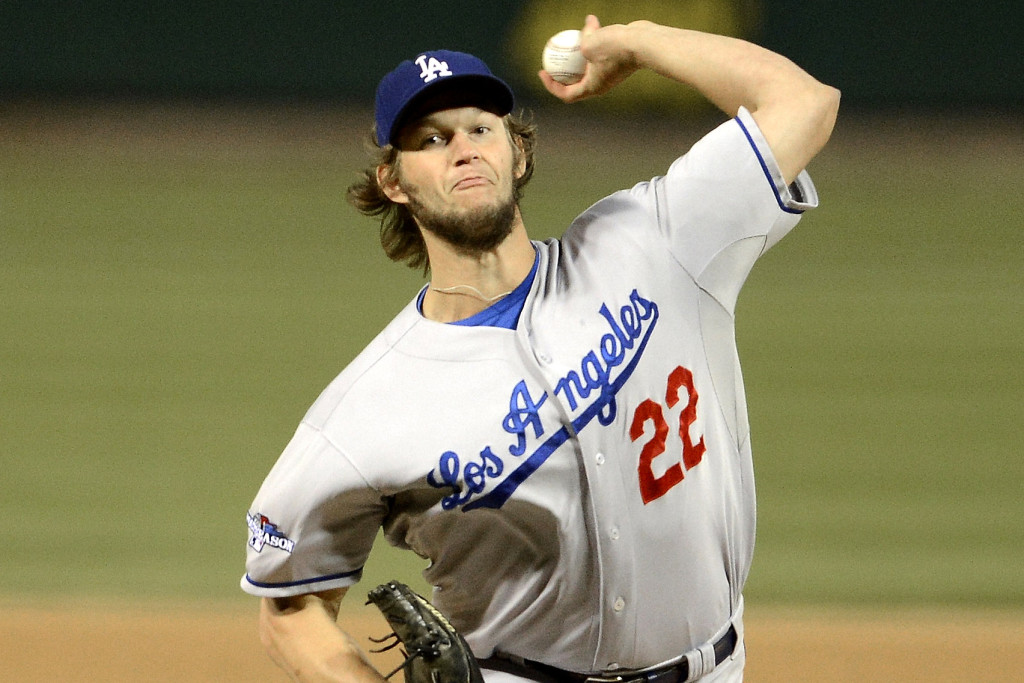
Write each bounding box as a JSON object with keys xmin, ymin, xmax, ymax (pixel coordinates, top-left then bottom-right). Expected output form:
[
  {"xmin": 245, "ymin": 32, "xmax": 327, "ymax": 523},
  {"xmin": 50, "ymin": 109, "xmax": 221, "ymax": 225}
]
[
  {"xmin": 373, "ymin": 49, "xmax": 514, "ymax": 146},
  {"xmin": 415, "ymin": 54, "xmax": 453, "ymax": 83}
]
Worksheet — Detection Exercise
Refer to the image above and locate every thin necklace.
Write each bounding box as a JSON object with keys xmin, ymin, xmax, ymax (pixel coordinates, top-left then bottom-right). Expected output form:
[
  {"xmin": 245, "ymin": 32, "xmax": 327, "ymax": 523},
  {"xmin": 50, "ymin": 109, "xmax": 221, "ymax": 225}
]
[{"xmin": 429, "ymin": 284, "xmax": 513, "ymax": 303}]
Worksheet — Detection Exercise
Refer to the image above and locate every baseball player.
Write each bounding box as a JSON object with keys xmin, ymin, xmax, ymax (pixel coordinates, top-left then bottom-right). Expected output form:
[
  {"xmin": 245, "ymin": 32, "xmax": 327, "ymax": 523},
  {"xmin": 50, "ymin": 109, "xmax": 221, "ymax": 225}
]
[{"xmin": 242, "ymin": 14, "xmax": 839, "ymax": 683}]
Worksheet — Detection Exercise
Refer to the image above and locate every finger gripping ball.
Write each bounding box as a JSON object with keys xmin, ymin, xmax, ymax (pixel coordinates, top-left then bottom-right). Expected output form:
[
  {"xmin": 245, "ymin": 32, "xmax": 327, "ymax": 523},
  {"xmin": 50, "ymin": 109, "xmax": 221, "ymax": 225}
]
[{"xmin": 542, "ymin": 29, "xmax": 585, "ymax": 85}]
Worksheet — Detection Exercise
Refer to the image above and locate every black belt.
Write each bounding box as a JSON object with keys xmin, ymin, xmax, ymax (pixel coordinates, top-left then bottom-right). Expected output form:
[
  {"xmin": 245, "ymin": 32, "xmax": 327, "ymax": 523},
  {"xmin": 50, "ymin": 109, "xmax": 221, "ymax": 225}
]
[{"xmin": 479, "ymin": 624, "xmax": 738, "ymax": 683}]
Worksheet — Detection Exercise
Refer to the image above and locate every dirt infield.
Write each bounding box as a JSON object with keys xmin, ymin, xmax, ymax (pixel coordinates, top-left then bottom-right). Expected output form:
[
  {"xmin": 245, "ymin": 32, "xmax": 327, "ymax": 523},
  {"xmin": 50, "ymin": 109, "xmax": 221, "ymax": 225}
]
[{"xmin": 2, "ymin": 601, "xmax": 1022, "ymax": 681}]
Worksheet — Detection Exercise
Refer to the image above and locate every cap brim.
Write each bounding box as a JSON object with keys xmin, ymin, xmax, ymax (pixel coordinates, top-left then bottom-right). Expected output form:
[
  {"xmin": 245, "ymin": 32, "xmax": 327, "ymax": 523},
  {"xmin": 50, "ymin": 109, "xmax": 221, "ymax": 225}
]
[{"xmin": 386, "ymin": 74, "xmax": 514, "ymax": 147}]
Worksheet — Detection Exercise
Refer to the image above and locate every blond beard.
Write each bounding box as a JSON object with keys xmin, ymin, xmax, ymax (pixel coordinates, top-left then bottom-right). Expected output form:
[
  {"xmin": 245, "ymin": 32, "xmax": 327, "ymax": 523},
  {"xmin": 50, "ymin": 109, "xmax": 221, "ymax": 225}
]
[{"xmin": 406, "ymin": 189, "xmax": 518, "ymax": 256}]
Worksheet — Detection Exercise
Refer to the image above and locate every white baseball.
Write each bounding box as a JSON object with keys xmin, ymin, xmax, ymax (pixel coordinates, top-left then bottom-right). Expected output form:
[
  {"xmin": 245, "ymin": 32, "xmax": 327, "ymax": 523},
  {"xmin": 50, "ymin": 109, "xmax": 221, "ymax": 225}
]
[{"xmin": 542, "ymin": 29, "xmax": 586, "ymax": 85}]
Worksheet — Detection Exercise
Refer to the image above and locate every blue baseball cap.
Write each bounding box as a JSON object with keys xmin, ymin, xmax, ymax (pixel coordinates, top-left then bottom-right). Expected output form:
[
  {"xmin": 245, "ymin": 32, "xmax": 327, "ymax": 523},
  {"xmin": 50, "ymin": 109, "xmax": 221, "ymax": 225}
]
[{"xmin": 374, "ymin": 50, "xmax": 515, "ymax": 147}]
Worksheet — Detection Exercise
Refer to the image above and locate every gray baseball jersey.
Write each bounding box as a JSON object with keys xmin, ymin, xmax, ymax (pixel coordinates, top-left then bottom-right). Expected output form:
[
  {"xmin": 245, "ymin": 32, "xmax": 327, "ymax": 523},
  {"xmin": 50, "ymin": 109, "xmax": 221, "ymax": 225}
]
[{"xmin": 242, "ymin": 107, "xmax": 817, "ymax": 673}]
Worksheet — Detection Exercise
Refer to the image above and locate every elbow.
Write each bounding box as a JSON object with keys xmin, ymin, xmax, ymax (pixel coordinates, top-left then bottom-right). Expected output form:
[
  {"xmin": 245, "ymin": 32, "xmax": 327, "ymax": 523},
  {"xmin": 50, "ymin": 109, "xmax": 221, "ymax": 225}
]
[
  {"xmin": 792, "ymin": 81, "xmax": 841, "ymax": 169},
  {"xmin": 767, "ymin": 80, "xmax": 840, "ymax": 184},
  {"xmin": 813, "ymin": 83, "xmax": 842, "ymax": 149}
]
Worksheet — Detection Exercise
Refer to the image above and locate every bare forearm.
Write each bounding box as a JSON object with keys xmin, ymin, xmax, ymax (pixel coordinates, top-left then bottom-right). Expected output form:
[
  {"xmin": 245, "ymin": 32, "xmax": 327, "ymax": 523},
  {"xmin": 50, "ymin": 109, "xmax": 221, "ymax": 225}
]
[
  {"xmin": 622, "ymin": 23, "xmax": 803, "ymax": 113},
  {"xmin": 624, "ymin": 21, "xmax": 840, "ymax": 182},
  {"xmin": 544, "ymin": 16, "xmax": 840, "ymax": 183},
  {"xmin": 260, "ymin": 594, "xmax": 386, "ymax": 683}
]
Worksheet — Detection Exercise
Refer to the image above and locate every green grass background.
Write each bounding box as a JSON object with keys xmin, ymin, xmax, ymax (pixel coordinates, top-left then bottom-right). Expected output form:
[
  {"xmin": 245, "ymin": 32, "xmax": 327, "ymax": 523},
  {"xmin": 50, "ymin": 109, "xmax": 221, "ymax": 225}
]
[{"xmin": 1, "ymin": 103, "xmax": 1021, "ymax": 611}]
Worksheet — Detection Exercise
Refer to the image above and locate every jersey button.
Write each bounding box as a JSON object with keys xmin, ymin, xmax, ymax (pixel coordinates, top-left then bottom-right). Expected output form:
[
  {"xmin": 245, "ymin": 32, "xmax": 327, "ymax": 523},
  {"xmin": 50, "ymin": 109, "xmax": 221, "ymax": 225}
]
[
  {"xmin": 610, "ymin": 527, "xmax": 620, "ymax": 540},
  {"xmin": 595, "ymin": 453, "xmax": 605, "ymax": 465},
  {"xmin": 613, "ymin": 597, "xmax": 625, "ymax": 612}
]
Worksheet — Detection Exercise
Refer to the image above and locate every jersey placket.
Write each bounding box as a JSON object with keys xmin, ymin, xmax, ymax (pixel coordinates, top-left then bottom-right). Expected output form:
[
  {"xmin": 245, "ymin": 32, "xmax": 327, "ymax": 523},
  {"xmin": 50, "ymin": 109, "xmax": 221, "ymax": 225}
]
[{"xmin": 517, "ymin": 319, "xmax": 642, "ymax": 672}]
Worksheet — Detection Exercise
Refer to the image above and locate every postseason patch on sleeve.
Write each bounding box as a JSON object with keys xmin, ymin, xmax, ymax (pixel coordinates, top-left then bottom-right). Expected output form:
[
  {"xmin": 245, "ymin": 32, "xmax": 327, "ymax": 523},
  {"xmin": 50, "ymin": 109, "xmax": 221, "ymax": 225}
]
[{"xmin": 246, "ymin": 512, "xmax": 295, "ymax": 554}]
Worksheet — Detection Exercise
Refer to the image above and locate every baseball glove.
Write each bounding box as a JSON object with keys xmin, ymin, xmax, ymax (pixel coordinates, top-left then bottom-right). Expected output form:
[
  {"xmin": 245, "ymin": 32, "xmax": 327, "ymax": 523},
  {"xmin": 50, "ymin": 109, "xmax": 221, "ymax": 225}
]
[{"xmin": 366, "ymin": 580, "xmax": 483, "ymax": 683}]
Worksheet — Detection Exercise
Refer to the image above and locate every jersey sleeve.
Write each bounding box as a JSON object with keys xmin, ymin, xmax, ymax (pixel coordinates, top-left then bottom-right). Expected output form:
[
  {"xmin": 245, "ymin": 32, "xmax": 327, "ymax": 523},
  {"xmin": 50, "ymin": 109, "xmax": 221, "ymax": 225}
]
[
  {"xmin": 241, "ymin": 422, "xmax": 388, "ymax": 597},
  {"xmin": 632, "ymin": 106, "xmax": 818, "ymax": 313}
]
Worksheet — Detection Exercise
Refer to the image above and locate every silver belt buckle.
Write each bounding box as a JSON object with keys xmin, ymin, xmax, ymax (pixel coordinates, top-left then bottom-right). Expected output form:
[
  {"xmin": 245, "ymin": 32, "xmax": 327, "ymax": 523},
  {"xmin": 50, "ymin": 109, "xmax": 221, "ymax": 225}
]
[
  {"xmin": 585, "ymin": 663, "xmax": 681, "ymax": 683},
  {"xmin": 585, "ymin": 675, "xmax": 652, "ymax": 683}
]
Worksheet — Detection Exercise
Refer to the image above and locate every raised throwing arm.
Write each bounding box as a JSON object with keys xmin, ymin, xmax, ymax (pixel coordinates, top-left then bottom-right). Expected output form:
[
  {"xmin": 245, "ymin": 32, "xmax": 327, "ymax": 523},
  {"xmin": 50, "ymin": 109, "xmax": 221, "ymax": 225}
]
[{"xmin": 540, "ymin": 15, "xmax": 840, "ymax": 184}]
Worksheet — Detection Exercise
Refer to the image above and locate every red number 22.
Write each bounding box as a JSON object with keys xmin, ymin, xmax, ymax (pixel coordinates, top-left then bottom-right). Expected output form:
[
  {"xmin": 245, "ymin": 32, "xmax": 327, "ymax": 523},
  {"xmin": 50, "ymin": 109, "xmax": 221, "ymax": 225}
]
[{"xmin": 630, "ymin": 366, "xmax": 706, "ymax": 504}]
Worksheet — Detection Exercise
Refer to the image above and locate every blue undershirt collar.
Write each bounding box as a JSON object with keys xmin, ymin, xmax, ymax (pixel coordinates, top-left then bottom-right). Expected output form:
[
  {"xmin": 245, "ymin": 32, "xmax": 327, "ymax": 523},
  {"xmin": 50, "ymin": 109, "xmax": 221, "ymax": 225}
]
[{"xmin": 417, "ymin": 246, "xmax": 539, "ymax": 330}]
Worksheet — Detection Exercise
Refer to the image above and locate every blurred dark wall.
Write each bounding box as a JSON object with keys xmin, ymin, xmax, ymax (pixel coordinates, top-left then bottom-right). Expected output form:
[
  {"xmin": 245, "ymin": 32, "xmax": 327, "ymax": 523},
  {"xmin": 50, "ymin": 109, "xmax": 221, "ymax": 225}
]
[
  {"xmin": 758, "ymin": 0, "xmax": 1022, "ymax": 109},
  {"xmin": 1, "ymin": 1, "xmax": 1020, "ymax": 108},
  {"xmin": 0, "ymin": 1, "xmax": 525, "ymax": 102}
]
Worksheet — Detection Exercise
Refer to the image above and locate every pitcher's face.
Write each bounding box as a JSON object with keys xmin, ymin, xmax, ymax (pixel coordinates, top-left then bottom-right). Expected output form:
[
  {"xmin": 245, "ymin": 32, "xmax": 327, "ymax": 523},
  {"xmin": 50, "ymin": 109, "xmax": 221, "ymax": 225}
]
[{"xmin": 381, "ymin": 106, "xmax": 525, "ymax": 253}]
